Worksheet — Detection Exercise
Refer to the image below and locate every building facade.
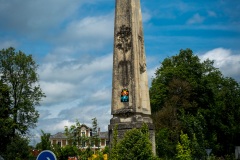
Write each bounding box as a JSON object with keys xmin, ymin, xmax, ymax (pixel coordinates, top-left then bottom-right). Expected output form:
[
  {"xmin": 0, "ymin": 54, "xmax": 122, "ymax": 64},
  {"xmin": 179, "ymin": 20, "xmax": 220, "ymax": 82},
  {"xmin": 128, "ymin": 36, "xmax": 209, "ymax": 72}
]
[{"xmin": 49, "ymin": 124, "xmax": 108, "ymax": 150}]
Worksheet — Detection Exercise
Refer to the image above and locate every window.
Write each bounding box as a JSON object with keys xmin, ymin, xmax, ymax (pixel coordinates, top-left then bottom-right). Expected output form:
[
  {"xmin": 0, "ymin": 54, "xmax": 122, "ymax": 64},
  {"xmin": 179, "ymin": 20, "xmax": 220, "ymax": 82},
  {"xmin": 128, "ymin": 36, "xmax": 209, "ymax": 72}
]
[
  {"xmin": 82, "ymin": 141, "xmax": 86, "ymax": 147},
  {"xmin": 91, "ymin": 139, "xmax": 94, "ymax": 147},
  {"xmin": 62, "ymin": 140, "xmax": 66, "ymax": 146},
  {"xmin": 82, "ymin": 132, "xmax": 85, "ymax": 136},
  {"xmin": 52, "ymin": 140, "xmax": 56, "ymax": 145},
  {"xmin": 101, "ymin": 139, "xmax": 105, "ymax": 146},
  {"xmin": 95, "ymin": 140, "xmax": 100, "ymax": 147}
]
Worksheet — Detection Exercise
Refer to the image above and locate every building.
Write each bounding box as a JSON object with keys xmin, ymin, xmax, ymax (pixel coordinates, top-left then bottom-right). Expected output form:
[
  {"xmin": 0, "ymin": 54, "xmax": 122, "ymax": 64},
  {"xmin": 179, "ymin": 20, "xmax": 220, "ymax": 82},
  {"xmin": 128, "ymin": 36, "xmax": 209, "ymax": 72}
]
[{"xmin": 49, "ymin": 124, "xmax": 108, "ymax": 150}]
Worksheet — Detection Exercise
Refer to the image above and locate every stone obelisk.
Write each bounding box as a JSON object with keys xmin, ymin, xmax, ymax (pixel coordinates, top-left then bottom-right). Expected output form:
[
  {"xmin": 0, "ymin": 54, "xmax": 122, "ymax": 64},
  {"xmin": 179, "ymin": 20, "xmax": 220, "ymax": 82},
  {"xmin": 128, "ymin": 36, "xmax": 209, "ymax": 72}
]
[{"xmin": 109, "ymin": 0, "xmax": 155, "ymax": 154}]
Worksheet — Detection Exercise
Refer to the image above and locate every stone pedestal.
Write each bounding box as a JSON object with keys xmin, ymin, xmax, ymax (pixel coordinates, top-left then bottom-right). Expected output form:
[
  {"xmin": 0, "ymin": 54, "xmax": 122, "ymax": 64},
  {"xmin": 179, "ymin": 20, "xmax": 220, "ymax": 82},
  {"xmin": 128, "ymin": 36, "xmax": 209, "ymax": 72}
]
[{"xmin": 108, "ymin": 113, "xmax": 156, "ymax": 155}]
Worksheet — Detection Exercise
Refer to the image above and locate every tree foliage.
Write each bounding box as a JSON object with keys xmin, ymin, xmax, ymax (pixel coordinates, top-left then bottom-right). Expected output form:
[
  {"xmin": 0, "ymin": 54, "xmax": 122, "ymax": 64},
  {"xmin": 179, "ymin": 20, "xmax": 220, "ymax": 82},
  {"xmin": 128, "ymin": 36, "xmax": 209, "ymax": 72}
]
[
  {"xmin": 91, "ymin": 117, "xmax": 100, "ymax": 148},
  {"xmin": 4, "ymin": 134, "xmax": 31, "ymax": 160},
  {"xmin": 64, "ymin": 118, "xmax": 100, "ymax": 150},
  {"xmin": 0, "ymin": 81, "xmax": 12, "ymax": 154},
  {"xmin": 0, "ymin": 47, "xmax": 45, "ymax": 135},
  {"xmin": 36, "ymin": 130, "xmax": 51, "ymax": 150},
  {"xmin": 65, "ymin": 119, "xmax": 83, "ymax": 147},
  {"xmin": 60, "ymin": 118, "xmax": 103, "ymax": 159},
  {"xmin": 51, "ymin": 144, "xmax": 79, "ymax": 160},
  {"xmin": 150, "ymin": 49, "xmax": 240, "ymax": 158},
  {"xmin": 0, "ymin": 47, "xmax": 45, "ymax": 157},
  {"xmin": 110, "ymin": 123, "xmax": 155, "ymax": 160},
  {"xmin": 110, "ymin": 124, "xmax": 119, "ymax": 160},
  {"xmin": 176, "ymin": 131, "xmax": 192, "ymax": 160}
]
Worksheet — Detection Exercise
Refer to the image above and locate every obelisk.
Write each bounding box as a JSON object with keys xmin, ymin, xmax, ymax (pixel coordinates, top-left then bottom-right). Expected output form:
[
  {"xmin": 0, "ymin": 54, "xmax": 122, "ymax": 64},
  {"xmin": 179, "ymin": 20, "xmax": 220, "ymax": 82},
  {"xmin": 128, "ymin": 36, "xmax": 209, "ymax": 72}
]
[{"xmin": 109, "ymin": 0, "xmax": 155, "ymax": 153}]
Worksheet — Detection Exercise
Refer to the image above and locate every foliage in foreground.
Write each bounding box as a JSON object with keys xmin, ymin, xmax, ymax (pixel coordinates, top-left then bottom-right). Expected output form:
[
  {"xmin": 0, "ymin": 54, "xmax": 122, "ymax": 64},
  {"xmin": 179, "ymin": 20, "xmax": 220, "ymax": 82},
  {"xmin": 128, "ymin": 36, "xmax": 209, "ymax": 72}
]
[
  {"xmin": 4, "ymin": 134, "xmax": 31, "ymax": 160},
  {"xmin": 176, "ymin": 131, "xmax": 192, "ymax": 160},
  {"xmin": 110, "ymin": 123, "xmax": 156, "ymax": 160},
  {"xmin": 36, "ymin": 130, "xmax": 51, "ymax": 150}
]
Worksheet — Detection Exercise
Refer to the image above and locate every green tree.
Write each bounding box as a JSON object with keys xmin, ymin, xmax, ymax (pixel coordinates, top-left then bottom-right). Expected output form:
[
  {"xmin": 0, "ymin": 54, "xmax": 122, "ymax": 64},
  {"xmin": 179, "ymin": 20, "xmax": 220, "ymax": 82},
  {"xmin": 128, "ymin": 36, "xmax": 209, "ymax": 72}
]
[
  {"xmin": 91, "ymin": 117, "xmax": 100, "ymax": 150},
  {"xmin": 36, "ymin": 130, "xmax": 51, "ymax": 150},
  {"xmin": 205, "ymin": 77, "xmax": 240, "ymax": 155},
  {"xmin": 59, "ymin": 145, "xmax": 79, "ymax": 160},
  {"xmin": 4, "ymin": 134, "xmax": 31, "ymax": 160},
  {"xmin": 109, "ymin": 124, "xmax": 119, "ymax": 160},
  {"xmin": 150, "ymin": 49, "xmax": 240, "ymax": 157},
  {"xmin": 150, "ymin": 49, "xmax": 207, "ymax": 114},
  {"xmin": 64, "ymin": 119, "xmax": 83, "ymax": 147},
  {"xmin": 0, "ymin": 47, "xmax": 45, "ymax": 158},
  {"xmin": 0, "ymin": 47, "xmax": 45, "ymax": 137},
  {"xmin": 179, "ymin": 110, "xmax": 206, "ymax": 159},
  {"xmin": 114, "ymin": 123, "xmax": 154, "ymax": 160},
  {"xmin": 64, "ymin": 119, "xmax": 104, "ymax": 159},
  {"xmin": 0, "ymin": 80, "xmax": 12, "ymax": 155},
  {"xmin": 176, "ymin": 131, "xmax": 192, "ymax": 160},
  {"xmin": 51, "ymin": 144, "xmax": 63, "ymax": 160},
  {"xmin": 155, "ymin": 128, "xmax": 176, "ymax": 158}
]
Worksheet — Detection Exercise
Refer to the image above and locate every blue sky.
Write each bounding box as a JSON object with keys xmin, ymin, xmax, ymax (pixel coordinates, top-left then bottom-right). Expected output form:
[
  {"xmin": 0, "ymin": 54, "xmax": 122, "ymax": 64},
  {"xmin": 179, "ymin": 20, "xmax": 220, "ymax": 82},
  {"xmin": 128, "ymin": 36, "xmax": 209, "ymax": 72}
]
[{"xmin": 0, "ymin": 0, "xmax": 240, "ymax": 145}]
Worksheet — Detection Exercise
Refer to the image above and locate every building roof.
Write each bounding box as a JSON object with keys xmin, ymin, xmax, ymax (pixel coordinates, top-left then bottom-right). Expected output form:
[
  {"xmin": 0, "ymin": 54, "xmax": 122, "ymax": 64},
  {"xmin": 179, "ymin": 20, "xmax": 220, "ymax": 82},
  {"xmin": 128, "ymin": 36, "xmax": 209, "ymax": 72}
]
[
  {"xmin": 99, "ymin": 131, "xmax": 108, "ymax": 140},
  {"xmin": 80, "ymin": 124, "xmax": 90, "ymax": 129},
  {"xmin": 50, "ymin": 132, "xmax": 67, "ymax": 139},
  {"xmin": 49, "ymin": 125, "xmax": 109, "ymax": 140}
]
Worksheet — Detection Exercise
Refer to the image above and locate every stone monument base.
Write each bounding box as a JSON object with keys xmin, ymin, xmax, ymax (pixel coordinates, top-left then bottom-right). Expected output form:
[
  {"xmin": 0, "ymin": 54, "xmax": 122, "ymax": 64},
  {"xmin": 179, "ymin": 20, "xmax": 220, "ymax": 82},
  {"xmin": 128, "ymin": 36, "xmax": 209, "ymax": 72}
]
[{"xmin": 108, "ymin": 113, "xmax": 156, "ymax": 155}]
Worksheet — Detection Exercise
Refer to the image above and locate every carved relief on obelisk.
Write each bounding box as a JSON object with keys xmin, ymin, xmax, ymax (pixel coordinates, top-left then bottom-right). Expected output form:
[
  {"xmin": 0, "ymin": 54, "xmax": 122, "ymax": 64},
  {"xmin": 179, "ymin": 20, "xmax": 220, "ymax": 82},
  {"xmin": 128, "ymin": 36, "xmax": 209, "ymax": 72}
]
[{"xmin": 116, "ymin": 25, "xmax": 132, "ymax": 87}]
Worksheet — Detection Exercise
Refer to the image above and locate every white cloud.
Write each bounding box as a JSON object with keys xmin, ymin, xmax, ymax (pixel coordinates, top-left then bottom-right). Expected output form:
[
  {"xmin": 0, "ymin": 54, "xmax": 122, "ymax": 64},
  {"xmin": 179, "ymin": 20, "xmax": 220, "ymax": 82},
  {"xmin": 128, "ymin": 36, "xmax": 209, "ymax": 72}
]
[
  {"xmin": 58, "ymin": 104, "xmax": 111, "ymax": 131},
  {"xmin": 146, "ymin": 48, "xmax": 240, "ymax": 85},
  {"xmin": 30, "ymin": 119, "xmax": 75, "ymax": 146},
  {"xmin": 39, "ymin": 53, "xmax": 113, "ymax": 105},
  {"xmin": 33, "ymin": 103, "xmax": 111, "ymax": 141},
  {"xmin": 187, "ymin": 13, "xmax": 205, "ymax": 24},
  {"xmin": 51, "ymin": 120, "xmax": 76, "ymax": 131},
  {"xmin": 148, "ymin": 66, "xmax": 158, "ymax": 79},
  {"xmin": 142, "ymin": 11, "xmax": 152, "ymax": 22},
  {"xmin": 0, "ymin": 0, "xmax": 85, "ymax": 36},
  {"xmin": 43, "ymin": 47, "xmax": 77, "ymax": 62},
  {"xmin": 40, "ymin": 53, "xmax": 112, "ymax": 82},
  {"xmin": 207, "ymin": 10, "xmax": 217, "ymax": 17},
  {"xmin": 36, "ymin": 119, "xmax": 75, "ymax": 134},
  {"xmin": 38, "ymin": 110, "xmax": 52, "ymax": 120},
  {"xmin": 55, "ymin": 13, "xmax": 114, "ymax": 51},
  {"xmin": 200, "ymin": 48, "xmax": 240, "ymax": 81},
  {"xmin": 91, "ymin": 88, "xmax": 112, "ymax": 102},
  {"xmin": 0, "ymin": 39, "xmax": 19, "ymax": 49},
  {"xmin": 40, "ymin": 81, "xmax": 76, "ymax": 104}
]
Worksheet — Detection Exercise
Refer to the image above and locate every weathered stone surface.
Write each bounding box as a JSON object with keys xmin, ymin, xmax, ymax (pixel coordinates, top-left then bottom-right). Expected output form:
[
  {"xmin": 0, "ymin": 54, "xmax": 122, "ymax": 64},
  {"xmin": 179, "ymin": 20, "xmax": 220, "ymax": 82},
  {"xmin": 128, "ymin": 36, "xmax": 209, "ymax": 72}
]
[
  {"xmin": 109, "ymin": 0, "xmax": 156, "ymax": 155},
  {"xmin": 111, "ymin": 0, "xmax": 151, "ymax": 115}
]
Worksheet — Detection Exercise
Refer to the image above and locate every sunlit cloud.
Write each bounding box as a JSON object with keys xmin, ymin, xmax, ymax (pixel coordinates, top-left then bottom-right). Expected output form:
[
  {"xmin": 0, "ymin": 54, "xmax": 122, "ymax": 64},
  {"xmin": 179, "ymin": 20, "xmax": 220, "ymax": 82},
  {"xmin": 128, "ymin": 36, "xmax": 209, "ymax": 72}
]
[
  {"xmin": 200, "ymin": 48, "xmax": 240, "ymax": 81},
  {"xmin": 187, "ymin": 13, "xmax": 205, "ymax": 24}
]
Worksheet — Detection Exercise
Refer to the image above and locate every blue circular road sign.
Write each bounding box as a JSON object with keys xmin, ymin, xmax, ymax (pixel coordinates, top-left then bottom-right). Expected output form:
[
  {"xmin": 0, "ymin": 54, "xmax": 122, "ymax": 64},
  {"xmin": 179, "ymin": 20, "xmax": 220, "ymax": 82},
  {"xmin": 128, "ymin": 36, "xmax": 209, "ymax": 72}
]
[{"xmin": 37, "ymin": 150, "xmax": 57, "ymax": 160}]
